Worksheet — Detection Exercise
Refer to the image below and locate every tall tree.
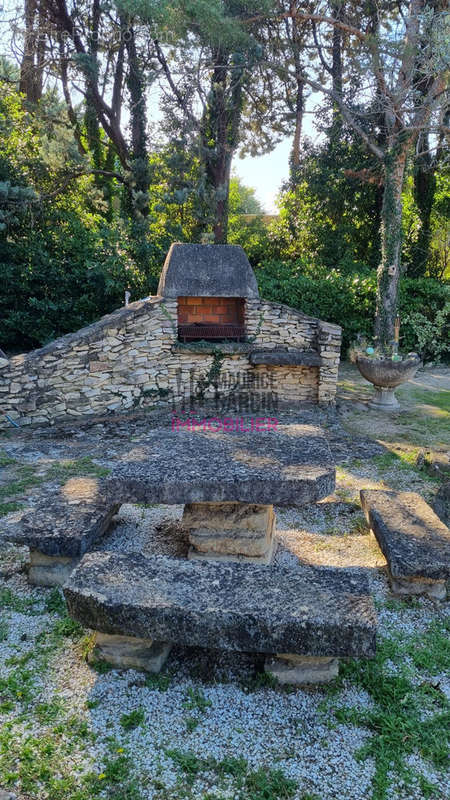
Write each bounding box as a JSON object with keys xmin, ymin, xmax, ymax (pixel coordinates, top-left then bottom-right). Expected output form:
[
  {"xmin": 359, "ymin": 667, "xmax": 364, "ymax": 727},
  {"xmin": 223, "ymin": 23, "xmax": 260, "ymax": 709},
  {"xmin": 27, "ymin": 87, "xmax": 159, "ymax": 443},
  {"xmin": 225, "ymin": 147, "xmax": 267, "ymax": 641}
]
[
  {"xmin": 19, "ymin": 0, "xmax": 46, "ymax": 103},
  {"xmin": 284, "ymin": 0, "xmax": 449, "ymax": 345},
  {"xmin": 152, "ymin": 0, "xmax": 273, "ymax": 243}
]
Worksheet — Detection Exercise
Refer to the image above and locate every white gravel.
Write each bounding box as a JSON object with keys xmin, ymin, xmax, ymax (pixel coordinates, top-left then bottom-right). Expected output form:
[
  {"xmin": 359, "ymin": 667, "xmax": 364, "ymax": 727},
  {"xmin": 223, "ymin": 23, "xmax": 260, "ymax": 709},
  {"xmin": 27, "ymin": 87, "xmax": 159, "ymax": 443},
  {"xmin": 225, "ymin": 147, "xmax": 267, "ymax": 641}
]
[{"xmin": 1, "ymin": 500, "xmax": 448, "ymax": 800}]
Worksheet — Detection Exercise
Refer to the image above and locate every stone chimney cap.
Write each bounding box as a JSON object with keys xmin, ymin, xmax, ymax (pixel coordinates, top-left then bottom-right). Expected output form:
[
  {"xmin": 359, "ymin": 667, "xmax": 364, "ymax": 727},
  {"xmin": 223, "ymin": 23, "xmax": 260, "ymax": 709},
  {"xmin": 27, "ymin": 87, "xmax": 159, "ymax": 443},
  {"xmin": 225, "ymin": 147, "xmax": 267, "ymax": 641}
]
[{"xmin": 157, "ymin": 243, "xmax": 259, "ymax": 299}]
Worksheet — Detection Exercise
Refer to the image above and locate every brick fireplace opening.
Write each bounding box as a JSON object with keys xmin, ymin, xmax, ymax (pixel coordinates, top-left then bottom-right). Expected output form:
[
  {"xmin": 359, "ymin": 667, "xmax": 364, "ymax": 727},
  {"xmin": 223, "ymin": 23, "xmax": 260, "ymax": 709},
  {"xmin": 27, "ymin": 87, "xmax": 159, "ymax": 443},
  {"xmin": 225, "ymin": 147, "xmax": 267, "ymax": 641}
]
[{"xmin": 177, "ymin": 296, "xmax": 245, "ymax": 342}]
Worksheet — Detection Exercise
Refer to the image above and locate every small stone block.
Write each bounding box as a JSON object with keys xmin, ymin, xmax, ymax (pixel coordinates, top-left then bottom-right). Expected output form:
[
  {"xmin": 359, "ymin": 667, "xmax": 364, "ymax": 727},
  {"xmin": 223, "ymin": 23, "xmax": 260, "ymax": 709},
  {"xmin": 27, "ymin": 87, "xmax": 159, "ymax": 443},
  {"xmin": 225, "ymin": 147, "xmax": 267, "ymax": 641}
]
[
  {"xmin": 29, "ymin": 550, "xmax": 79, "ymax": 587},
  {"xmin": 184, "ymin": 502, "xmax": 275, "ymax": 557},
  {"xmin": 90, "ymin": 632, "xmax": 171, "ymax": 673},
  {"xmin": 388, "ymin": 569, "xmax": 447, "ymax": 601},
  {"xmin": 265, "ymin": 654, "xmax": 339, "ymax": 685},
  {"xmin": 9, "ymin": 477, "xmax": 119, "ymax": 558}
]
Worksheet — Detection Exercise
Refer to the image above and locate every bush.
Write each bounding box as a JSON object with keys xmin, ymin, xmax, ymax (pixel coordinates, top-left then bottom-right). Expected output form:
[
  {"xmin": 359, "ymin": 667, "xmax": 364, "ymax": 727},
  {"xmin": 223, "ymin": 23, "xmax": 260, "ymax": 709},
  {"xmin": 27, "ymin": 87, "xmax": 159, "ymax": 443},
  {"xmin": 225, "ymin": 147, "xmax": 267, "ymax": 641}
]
[{"xmin": 255, "ymin": 260, "xmax": 449, "ymax": 361}]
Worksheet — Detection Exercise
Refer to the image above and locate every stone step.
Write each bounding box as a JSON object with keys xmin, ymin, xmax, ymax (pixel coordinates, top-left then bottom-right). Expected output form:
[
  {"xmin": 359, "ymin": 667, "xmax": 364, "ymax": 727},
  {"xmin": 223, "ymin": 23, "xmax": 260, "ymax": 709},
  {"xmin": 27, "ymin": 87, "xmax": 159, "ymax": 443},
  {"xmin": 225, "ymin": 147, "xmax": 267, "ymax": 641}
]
[
  {"xmin": 360, "ymin": 489, "xmax": 450, "ymax": 599},
  {"xmin": 64, "ymin": 552, "xmax": 376, "ymax": 658},
  {"xmin": 106, "ymin": 423, "xmax": 335, "ymax": 506}
]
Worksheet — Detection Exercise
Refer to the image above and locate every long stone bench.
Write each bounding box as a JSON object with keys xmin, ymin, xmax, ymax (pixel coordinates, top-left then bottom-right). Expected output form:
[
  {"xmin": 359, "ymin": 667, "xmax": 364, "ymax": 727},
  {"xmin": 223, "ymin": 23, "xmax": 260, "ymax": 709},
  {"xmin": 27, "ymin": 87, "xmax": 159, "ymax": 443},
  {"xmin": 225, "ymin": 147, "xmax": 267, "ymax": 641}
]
[
  {"xmin": 9, "ymin": 477, "xmax": 119, "ymax": 586},
  {"xmin": 360, "ymin": 489, "xmax": 450, "ymax": 599},
  {"xmin": 64, "ymin": 551, "xmax": 376, "ymax": 682}
]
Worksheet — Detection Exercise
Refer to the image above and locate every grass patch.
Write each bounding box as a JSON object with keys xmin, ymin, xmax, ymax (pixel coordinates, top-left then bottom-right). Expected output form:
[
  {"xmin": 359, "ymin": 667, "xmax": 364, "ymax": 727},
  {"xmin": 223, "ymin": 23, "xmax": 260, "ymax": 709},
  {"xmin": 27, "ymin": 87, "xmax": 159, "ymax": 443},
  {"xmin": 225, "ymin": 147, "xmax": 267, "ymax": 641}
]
[
  {"xmin": 405, "ymin": 387, "xmax": 450, "ymax": 414},
  {"xmin": 165, "ymin": 749, "xmax": 297, "ymax": 798},
  {"xmin": 0, "ymin": 588, "xmax": 40, "ymax": 614},
  {"xmin": 0, "ymin": 501, "xmax": 23, "ymax": 516},
  {"xmin": 183, "ymin": 687, "xmax": 212, "ymax": 713},
  {"xmin": 145, "ymin": 671, "xmax": 171, "ymax": 692},
  {"xmin": 373, "ymin": 451, "xmax": 437, "ymax": 483},
  {"xmin": 0, "ymin": 474, "xmax": 43, "ymax": 501},
  {"xmin": 45, "ymin": 456, "xmax": 110, "ymax": 481},
  {"xmin": 120, "ymin": 708, "xmax": 146, "ymax": 731},
  {"xmin": 330, "ymin": 630, "xmax": 450, "ymax": 800},
  {"xmin": 0, "ymin": 451, "xmax": 16, "ymax": 467}
]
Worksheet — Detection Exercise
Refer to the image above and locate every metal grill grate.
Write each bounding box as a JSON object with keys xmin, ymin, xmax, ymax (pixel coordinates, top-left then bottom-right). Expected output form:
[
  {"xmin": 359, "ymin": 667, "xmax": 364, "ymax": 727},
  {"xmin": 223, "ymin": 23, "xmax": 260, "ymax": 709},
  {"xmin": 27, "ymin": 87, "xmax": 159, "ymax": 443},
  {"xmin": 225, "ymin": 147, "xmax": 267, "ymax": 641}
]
[{"xmin": 178, "ymin": 323, "xmax": 246, "ymax": 342}]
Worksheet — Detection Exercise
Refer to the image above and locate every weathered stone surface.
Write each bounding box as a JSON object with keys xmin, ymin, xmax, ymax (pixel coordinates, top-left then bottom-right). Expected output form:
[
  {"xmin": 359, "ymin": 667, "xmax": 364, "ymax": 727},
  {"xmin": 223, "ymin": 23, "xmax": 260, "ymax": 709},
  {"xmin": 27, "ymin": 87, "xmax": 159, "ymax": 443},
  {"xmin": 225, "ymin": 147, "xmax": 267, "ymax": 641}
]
[
  {"xmin": 434, "ymin": 481, "xmax": 450, "ymax": 526},
  {"xmin": 157, "ymin": 243, "xmax": 259, "ymax": 299},
  {"xmin": 355, "ymin": 355, "xmax": 421, "ymax": 389},
  {"xmin": 64, "ymin": 552, "xmax": 377, "ymax": 657},
  {"xmin": 91, "ymin": 632, "xmax": 171, "ymax": 672},
  {"xmin": 265, "ymin": 654, "xmax": 339, "ymax": 685},
  {"xmin": 249, "ymin": 349, "xmax": 322, "ymax": 367},
  {"xmin": 361, "ymin": 489, "xmax": 450, "ymax": 580},
  {"xmin": 10, "ymin": 477, "xmax": 119, "ymax": 558},
  {"xmin": 188, "ymin": 537, "xmax": 275, "ymax": 565},
  {"xmin": 106, "ymin": 424, "xmax": 335, "ymax": 506}
]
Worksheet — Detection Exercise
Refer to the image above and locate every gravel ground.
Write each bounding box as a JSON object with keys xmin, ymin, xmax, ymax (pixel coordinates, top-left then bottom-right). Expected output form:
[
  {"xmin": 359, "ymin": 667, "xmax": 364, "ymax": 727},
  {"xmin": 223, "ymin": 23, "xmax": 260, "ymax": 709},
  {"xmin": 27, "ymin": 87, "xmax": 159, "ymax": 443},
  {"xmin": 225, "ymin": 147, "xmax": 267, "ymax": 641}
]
[{"xmin": 0, "ymin": 380, "xmax": 449, "ymax": 800}]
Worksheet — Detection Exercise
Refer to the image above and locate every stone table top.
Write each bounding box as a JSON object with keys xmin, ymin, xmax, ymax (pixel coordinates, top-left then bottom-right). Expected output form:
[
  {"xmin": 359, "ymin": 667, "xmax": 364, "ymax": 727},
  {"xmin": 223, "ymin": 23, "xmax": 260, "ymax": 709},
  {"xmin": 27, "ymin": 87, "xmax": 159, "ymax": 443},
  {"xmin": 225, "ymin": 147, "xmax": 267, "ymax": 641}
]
[
  {"xmin": 106, "ymin": 422, "xmax": 335, "ymax": 506},
  {"xmin": 64, "ymin": 552, "xmax": 376, "ymax": 657}
]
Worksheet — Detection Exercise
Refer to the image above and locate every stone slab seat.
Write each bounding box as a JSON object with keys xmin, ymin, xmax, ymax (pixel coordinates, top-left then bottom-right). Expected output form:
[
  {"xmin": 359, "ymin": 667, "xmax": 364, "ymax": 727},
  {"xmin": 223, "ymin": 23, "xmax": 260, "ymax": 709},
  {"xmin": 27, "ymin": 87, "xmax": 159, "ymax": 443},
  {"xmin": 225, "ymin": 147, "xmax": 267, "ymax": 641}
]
[
  {"xmin": 10, "ymin": 476, "xmax": 119, "ymax": 558},
  {"xmin": 249, "ymin": 349, "xmax": 323, "ymax": 367},
  {"xmin": 360, "ymin": 489, "xmax": 450, "ymax": 598},
  {"xmin": 105, "ymin": 423, "xmax": 335, "ymax": 506},
  {"xmin": 64, "ymin": 552, "xmax": 377, "ymax": 658},
  {"xmin": 8, "ymin": 477, "xmax": 119, "ymax": 586}
]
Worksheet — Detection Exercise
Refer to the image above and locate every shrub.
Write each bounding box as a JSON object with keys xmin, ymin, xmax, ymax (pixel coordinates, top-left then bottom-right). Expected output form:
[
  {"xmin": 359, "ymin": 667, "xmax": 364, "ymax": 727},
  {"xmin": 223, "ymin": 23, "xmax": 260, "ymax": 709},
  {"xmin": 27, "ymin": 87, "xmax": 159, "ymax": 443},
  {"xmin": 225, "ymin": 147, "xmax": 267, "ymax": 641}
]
[{"xmin": 255, "ymin": 260, "xmax": 449, "ymax": 361}]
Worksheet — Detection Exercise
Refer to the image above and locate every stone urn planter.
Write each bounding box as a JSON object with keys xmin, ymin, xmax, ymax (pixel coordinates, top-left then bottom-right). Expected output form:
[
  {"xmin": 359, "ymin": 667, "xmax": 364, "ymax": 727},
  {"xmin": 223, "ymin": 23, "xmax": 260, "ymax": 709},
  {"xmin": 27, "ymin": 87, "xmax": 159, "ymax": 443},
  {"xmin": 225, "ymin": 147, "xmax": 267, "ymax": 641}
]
[{"xmin": 355, "ymin": 354, "xmax": 421, "ymax": 409}]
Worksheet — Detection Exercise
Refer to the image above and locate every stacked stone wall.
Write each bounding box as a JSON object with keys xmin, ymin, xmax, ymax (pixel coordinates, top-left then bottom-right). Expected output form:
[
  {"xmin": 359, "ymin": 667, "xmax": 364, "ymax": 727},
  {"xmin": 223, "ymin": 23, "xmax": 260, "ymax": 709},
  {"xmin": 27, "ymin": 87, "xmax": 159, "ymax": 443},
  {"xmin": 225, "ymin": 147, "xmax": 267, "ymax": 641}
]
[{"xmin": 0, "ymin": 296, "xmax": 341, "ymax": 427}]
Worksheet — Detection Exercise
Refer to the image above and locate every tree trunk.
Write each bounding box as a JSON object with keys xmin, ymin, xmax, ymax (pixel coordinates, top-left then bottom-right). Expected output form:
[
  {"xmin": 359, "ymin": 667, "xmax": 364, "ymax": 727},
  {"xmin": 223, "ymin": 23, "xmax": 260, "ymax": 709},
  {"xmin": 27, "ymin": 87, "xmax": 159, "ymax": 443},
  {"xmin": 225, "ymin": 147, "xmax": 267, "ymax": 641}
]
[
  {"xmin": 410, "ymin": 129, "xmax": 435, "ymax": 277},
  {"xmin": 290, "ymin": 78, "xmax": 304, "ymax": 177},
  {"xmin": 212, "ymin": 153, "xmax": 233, "ymax": 244},
  {"xmin": 201, "ymin": 48, "xmax": 244, "ymax": 244},
  {"xmin": 19, "ymin": 0, "xmax": 44, "ymax": 103},
  {"xmin": 375, "ymin": 148, "xmax": 408, "ymax": 347}
]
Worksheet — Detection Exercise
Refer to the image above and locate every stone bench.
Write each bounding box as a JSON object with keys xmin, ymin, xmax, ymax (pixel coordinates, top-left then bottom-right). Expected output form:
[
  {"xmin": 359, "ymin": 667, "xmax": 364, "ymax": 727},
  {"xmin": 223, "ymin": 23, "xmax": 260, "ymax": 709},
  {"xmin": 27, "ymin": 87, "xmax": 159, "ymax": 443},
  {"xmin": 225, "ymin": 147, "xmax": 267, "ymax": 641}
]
[
  {"xmin": 9, "ymin": 477, "xmax": 119, "ymax": 586},
  {"xmin": 64, "ymin": 551, "xmax": 376, "ymax": 683},
  {"xmin": 360, "ymin": 489, "xmax": 450, "ymax": 600}
]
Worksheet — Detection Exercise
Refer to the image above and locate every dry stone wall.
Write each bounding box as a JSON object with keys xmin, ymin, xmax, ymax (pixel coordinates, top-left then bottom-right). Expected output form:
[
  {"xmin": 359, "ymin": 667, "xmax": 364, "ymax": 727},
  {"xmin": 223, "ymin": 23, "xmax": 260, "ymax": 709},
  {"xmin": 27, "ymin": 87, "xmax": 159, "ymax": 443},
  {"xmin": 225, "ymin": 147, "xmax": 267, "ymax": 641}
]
[{"xmin": 0, "ymin": 297, "xmax": 341, "ymax": 427}]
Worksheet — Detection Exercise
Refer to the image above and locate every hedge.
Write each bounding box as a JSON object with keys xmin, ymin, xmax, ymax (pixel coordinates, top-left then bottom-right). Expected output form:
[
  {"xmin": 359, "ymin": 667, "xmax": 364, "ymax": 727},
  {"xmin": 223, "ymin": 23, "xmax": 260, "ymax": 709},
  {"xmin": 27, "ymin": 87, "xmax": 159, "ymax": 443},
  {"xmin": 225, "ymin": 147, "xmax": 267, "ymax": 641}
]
[{"xmin": 255, "ymin": 260, "xmax": 449, "ymax": 360}]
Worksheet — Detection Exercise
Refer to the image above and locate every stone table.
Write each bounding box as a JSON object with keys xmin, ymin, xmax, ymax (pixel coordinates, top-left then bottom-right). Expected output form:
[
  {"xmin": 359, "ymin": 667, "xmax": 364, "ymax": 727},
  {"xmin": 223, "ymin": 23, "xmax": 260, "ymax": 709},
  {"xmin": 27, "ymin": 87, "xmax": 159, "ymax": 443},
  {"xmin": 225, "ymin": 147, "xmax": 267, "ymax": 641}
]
[{"xmin": 105, "ymin": 421, "xmax": 335, "ymax": 564}]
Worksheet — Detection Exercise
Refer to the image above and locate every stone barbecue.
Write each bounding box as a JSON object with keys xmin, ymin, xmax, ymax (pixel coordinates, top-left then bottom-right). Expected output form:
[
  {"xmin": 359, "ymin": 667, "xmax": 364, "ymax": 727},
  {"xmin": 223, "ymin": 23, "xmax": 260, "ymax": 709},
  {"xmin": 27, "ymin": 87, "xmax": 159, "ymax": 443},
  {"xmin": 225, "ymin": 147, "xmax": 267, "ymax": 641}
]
[{"xmin": 0, "ymin": 243, "xmax": 342, "ymax": 427}]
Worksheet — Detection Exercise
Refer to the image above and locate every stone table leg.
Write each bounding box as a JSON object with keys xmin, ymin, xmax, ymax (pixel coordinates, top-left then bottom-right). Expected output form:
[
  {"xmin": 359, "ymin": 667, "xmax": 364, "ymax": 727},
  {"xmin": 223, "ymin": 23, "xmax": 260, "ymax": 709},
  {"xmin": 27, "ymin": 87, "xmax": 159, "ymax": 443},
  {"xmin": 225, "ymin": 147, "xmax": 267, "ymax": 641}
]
[
  {"xmin": 29, "ymin": 550, "xmax": 80, "ymax": 587},
  {"xmin": 182, "ymin": 501, "xmax": 275, "ymax": 564},
  {"xmin": 89, "ymin": 632, "xmax": 172, "ymax": 673},
  {"xmin": 265, "ymin": 654, "xmax": 339, "ymax": 686},
  {"xmin": 388, "ymin": 569, "xmax": 447, "ymax": 601}
]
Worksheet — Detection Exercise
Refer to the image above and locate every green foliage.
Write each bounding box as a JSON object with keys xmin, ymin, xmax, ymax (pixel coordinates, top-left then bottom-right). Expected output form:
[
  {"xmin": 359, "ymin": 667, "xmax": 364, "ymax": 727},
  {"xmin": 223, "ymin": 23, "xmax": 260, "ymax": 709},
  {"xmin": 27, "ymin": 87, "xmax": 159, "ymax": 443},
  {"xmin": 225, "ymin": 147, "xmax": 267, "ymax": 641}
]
[
  {"xmin": 332, "ymin": 628, "xmax": 450, "ymax": 800},
  {"xmin": 269, "ymin": 135, "xmax": 382, "ymax": 272},
  {"xmin": 120, "ymin": 708, "xmax": 146, "ymax": 731},
  {"xmin": 255, "ymin": 260, "xmax": 449, "ymax": 359},
  {"xmin": 144, "ymin": 671, "xmax": 172, "ymax": 691},
  {"xmin": 165, "ymin": 748, "xmax": 297, "ymax": 798}
]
